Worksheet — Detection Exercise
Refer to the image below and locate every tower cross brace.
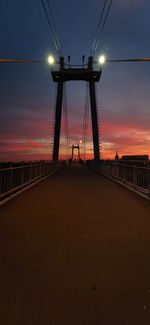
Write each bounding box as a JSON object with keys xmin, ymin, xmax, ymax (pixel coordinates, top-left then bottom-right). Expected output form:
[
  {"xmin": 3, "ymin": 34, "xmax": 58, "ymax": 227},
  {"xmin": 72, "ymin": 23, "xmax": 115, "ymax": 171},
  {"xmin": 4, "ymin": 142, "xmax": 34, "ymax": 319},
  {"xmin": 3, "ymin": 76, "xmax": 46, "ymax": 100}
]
[
  {"xmin": 51, "ymin": 56, "xmax": 101, "ymax": 161},
  {"xmin": 71, "ymin": 145, "xmax": 80, "ymax": 161}
]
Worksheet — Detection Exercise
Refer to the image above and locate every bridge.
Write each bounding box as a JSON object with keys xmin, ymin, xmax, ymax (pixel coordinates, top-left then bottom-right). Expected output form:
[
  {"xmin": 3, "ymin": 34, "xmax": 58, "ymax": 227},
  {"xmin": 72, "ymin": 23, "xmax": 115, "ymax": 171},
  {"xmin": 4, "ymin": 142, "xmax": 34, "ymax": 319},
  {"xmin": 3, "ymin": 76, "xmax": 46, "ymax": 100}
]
[
  {"xmin": 0, "ymin": 163, "xmax": 150, "ymax": 324},
  {"xmin": 1, "ymin": 1, "xmax": 150, "ymax": 324}
]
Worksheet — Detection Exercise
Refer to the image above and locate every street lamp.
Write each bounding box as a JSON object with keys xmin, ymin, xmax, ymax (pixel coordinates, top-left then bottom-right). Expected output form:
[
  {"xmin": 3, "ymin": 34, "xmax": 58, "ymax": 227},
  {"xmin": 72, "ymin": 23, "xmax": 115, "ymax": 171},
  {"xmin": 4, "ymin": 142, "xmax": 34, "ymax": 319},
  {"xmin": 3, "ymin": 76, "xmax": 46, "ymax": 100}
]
[
  {"xmin": 99, "ymin": 55, "xmax": 106, "ymax": 65},
  {"xmin": 48, "ymin": 55, "xmax": 55, "ymax": 65}
]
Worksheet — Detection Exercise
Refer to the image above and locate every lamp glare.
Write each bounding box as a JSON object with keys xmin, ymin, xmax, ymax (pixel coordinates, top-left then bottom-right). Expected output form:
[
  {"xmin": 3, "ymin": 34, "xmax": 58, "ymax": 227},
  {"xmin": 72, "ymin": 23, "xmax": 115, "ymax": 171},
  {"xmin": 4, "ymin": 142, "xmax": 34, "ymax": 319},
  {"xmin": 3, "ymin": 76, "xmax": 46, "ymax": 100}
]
[
  {"xmin": 48, "ymin": 55, "xmax": 54, "ymax": 65},
  {"xmin": 99, "ymin": 55, "xmax": 106, "ymax": 65}
]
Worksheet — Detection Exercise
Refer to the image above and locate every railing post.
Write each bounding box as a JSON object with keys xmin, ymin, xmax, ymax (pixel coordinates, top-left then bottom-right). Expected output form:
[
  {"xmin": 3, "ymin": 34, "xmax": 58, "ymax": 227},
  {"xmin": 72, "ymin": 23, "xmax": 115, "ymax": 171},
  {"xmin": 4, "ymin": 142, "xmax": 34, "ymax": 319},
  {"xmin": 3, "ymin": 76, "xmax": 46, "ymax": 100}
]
[
  {"xmin": 123, "ymin": 165, "xmax": 125, "ymax": 180},
  {"xmin": 133, "ymin": 164, "xmax": 136, "ymax": 186},
  {"xmin": 10, "ymin": 163, "xmax": 13, "ymax": 192},
  {"xmin": 148, "ymin": 168, "xmax": 150, "ymax": 198},
  {"xmin": 21, "ymin": 163, "xmax": 24, "ymax": 186},
  {"xmin": 29, "ymin": 162, "xmax": 31, "ymax": 181}
]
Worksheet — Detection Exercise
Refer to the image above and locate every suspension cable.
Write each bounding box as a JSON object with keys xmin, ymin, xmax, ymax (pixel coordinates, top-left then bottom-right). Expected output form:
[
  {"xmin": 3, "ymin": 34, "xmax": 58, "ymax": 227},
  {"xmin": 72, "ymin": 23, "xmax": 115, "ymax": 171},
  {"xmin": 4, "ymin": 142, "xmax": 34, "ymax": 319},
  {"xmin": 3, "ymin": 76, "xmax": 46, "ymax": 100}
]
[
  {"xmin": 82, "ymin": 83, "xmax": 90, "ymax": 161},
  {"xmin": 46, "ymin": 0, "xmax": 63, "ymax": 56},
  {"xmin": 91, "ymin": 0, "xmax": 108, "ymax": 55},
  {"xmin": 41, "ymin": 0, "xmax": 61, "ymax": 55},
  {"xmin": 63, "ymin": 84, "xmax": 70, "ymax": 159},
  {"xmin": 94, "ymin": 0, "xmax": 113, "ymax": 52},
  {"xmin": 91, "ymin": 0, "xmax": 113, "ymax": 55}
]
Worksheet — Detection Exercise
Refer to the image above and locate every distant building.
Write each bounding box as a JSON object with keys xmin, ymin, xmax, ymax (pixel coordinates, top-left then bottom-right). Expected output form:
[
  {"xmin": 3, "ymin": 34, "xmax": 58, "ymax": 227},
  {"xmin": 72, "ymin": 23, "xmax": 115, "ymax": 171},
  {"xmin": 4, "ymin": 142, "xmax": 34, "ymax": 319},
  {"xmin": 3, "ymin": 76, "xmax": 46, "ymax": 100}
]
[
  {"xmin": 115, "ymin": 152, "xmax": 119, "ymax": 161},
  {"xmin": 121, "ymin": 155, "xmax": 149, "ymax": 161}
]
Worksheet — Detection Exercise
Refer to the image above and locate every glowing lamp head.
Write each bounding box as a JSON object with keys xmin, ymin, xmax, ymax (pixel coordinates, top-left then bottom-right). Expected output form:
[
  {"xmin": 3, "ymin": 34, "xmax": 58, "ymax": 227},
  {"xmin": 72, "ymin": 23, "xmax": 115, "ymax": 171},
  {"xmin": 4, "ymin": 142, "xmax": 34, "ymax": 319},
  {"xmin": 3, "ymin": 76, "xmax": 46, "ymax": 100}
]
[
  {"xmin": 48, "ymin": 55, "xmax": 54, "ymax": 65},
  {"xmin": 99, "ymin": 55, "xmax": 106, "ymax": 65}
]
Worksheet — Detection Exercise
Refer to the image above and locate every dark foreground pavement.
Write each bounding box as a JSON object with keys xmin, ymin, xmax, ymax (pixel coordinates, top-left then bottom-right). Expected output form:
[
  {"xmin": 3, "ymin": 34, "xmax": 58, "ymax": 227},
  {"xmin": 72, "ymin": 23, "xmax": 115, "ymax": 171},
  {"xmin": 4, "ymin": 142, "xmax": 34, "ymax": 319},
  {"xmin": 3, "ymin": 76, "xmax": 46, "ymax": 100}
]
[{"xmin": 0, "ymin": 165, "xmax": 150, "ymax": 324}]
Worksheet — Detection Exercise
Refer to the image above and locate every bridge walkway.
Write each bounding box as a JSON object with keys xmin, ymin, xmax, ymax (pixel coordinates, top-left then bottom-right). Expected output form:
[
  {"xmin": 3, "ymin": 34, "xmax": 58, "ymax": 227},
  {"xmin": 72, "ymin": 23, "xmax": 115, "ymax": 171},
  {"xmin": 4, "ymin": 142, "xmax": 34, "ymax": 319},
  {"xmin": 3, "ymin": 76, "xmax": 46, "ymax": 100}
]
[{"xmin": 0, "ymin": 165, "xmax": 150, "ymax": 324}]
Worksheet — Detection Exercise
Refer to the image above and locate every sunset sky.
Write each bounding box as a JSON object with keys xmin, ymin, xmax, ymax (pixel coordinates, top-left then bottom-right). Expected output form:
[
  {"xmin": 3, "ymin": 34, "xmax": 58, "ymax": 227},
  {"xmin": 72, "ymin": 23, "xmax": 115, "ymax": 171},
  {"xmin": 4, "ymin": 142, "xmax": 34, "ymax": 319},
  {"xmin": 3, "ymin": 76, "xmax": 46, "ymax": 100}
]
[{"xmin": 0, "ymin": 0, "xmax": 150, "ymax": 161}]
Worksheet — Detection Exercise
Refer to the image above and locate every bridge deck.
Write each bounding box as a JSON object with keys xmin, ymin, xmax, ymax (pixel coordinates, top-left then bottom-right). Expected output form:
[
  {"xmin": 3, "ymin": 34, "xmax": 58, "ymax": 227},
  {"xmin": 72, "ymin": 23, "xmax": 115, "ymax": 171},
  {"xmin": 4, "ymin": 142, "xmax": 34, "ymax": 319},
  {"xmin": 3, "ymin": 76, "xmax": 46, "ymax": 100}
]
[{"xmin": 0, "ymin": 165, "xmax": 150, "ymax": 324}]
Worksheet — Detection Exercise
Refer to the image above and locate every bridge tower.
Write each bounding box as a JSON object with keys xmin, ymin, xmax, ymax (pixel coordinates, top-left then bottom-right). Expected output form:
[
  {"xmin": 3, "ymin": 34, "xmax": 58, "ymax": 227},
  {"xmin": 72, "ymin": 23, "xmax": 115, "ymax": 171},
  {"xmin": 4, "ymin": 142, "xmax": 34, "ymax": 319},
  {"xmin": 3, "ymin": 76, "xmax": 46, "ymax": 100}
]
[
  {"xmin": 71, "ymin": 145, "xmax": 81, "ymax": 161},
  {"xmin": 51, "ymin": 56, "xmax": 101, "ymax": 161}
]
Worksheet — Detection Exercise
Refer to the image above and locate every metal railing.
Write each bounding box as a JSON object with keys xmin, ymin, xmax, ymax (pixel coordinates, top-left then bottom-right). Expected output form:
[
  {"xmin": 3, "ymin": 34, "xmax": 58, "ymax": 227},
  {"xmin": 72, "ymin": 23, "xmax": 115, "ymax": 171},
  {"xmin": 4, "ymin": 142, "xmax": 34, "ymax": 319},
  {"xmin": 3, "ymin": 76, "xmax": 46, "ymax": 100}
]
[
  {"xmin": 89, "ymin": 160, "xmax": 150, "ymax": 199},
  {"xmin": 0, "ymin": 161, "xmax": 63, "ymax": 201}
]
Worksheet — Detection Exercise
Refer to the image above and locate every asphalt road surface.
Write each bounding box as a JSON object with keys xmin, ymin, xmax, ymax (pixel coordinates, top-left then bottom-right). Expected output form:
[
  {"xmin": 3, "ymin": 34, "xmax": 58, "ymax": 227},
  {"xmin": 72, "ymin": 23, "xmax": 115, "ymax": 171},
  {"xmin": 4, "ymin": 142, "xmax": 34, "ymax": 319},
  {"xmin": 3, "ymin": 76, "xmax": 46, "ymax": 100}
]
[{"xmin": 0, "ymin": 165, "xmax": 150, "ymax": 325}]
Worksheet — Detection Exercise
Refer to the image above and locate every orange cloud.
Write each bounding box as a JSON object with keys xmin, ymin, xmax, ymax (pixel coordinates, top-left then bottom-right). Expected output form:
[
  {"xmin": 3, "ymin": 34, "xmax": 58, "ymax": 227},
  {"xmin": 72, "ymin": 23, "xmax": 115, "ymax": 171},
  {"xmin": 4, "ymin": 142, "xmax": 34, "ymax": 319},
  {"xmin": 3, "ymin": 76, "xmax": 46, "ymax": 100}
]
[{"xmin": 1, "ymin": 107, "xmax": 150, "ymax": 161}]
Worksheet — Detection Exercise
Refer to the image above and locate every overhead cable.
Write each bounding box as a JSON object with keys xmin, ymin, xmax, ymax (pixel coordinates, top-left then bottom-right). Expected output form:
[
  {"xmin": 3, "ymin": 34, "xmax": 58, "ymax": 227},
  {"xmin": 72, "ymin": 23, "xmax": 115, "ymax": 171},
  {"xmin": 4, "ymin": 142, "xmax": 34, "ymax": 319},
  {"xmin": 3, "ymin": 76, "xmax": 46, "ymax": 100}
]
[
  {"xmin": 107, "ymin": 58, "xmax": 150, "ymax": 63},
  {"xmin": 0, "ymin": 59, "xmax": 44, "ymax": 63}
]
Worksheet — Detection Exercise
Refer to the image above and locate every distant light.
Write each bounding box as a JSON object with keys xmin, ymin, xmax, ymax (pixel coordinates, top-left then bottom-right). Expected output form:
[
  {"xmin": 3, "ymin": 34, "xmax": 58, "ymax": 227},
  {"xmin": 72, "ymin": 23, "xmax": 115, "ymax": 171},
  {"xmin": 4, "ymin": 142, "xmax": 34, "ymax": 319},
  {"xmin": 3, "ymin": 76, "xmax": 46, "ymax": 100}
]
[
  {"xmin": 99, "ymin": 55, "xmax": 106, "ymax": 65},
  {"xmin": 80, "ymin": 140, "xmax": 82, "ymax": 144},
  {"xmin": 48, "ymin": 55, "xmax": 55, "ymax": 65}
]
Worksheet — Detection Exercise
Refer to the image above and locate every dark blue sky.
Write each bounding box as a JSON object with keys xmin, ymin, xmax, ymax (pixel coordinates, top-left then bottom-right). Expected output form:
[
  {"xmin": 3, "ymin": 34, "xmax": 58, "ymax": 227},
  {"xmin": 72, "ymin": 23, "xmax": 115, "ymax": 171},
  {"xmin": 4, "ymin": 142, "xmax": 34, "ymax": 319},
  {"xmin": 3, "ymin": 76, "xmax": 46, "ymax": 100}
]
[{"xmin": 1, "ymin": 0, "xmax": 150, "ymax": 160}]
